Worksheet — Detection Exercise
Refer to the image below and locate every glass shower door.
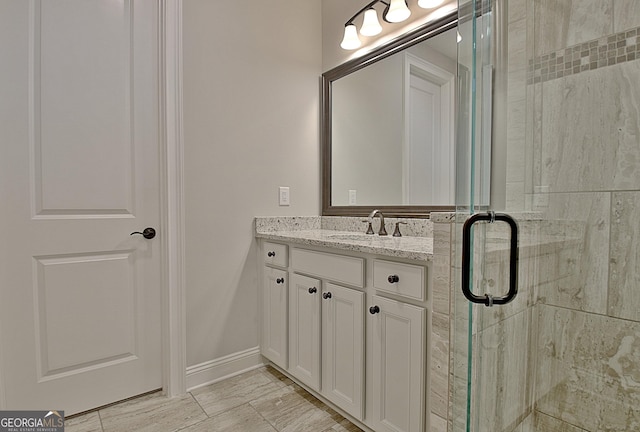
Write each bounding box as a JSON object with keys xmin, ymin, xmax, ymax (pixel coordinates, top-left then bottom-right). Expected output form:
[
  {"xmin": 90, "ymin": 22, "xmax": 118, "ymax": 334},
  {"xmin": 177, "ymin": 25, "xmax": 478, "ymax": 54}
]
[
  {"xmin": 454, "ymin": 1, "xmax": 532, "ymax": 431},
  {"xmin": 454, "ymin": 0, "xmax": 640, "ymax": 431},
  {"xmin": 454, "ymin": 0, "xmax": 541, "ymax": 430}
]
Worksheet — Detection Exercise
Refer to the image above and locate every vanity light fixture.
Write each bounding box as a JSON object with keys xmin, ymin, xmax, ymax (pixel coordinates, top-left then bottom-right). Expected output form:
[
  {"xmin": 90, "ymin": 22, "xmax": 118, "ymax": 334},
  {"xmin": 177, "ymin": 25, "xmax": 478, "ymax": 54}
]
[
  {"xmin": 340, "ymin": 0, "xmax": 447, "ymax": 50},
  {"xmin": 360, "ymin": 8, "xmax": 383, "ymax": 36},
  {"xmin": 417, "ymin": 0, "xmax": 445, "ymax": 8},
  {"xmin": 340, "ymin": 24, "xmax": 362, "ymax": 49},
  {"xmin": 385, "ymin": 0, "xmax": 412, "ymax": 23}
]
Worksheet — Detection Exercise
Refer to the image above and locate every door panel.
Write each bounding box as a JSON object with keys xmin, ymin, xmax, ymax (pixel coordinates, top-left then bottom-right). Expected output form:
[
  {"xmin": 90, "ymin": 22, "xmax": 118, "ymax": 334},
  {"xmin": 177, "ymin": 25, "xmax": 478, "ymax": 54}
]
[
  {"xmin": 35, "ymin": 252, "xmax": 137, "ymax": 377},
  {"xmin": 262, "ymin": 267, "xmax": 288, "ymax": 369},
  {"xmin": 322, "ymin": 283, "xmax": 364, "ymax": 420},
  {"xmin": 36, "ymin": 0, "xmax": 134, "ymax": 214},
  {"xmin": 289, "ymin": 274, "xmax": 321, "ymax": 390},
  {"xmin": 0, "ymin": 0, "xmax": 161, "ymax": 414},
  {"xmin": 369, "ymin": 295, "xmax": 426, "ymax": 432},
  {"xmin": 454, "ymin": 0, "xmax": 497, "ymax": 430}
]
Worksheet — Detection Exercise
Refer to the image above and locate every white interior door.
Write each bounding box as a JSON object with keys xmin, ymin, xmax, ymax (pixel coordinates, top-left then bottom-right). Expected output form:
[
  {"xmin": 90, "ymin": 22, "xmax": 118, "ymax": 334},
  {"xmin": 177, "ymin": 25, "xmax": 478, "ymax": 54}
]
[
  {"xmin": 406, "ymin": 75, "xmax": 441, "ymax": 204},
  {"xmin": 0, "ymin": 0, "xmax": 162, "ymax": 415},
  {"xmin": 403, "ymin": 54, "xmax": 455, "ymax": 206}
]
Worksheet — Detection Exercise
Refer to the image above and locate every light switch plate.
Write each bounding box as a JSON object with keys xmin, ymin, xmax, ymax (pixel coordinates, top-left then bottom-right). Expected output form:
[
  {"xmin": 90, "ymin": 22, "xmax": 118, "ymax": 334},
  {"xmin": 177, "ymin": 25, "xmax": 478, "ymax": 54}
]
[{"xmin": 279, "ymin": 186, "xmax": 290, "ymax": 206}]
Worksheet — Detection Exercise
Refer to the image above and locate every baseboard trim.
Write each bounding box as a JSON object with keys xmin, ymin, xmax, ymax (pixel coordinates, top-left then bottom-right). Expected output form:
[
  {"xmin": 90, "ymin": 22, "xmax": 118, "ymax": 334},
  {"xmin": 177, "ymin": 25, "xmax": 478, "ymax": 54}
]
[{"xmin": 186, "ymin": 347, "xmax": 264, "ymax": 392}]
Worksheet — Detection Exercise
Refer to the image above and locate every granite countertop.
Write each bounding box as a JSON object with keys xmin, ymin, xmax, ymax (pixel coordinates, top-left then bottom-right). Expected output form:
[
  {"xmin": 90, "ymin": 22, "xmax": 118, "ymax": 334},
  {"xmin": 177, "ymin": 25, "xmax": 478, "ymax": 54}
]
[
  {"xmin": 255, "ymin": 228, "xmax": 434, "ymax": 262},
  {"xmin": 253, "ymin": 214, "xmax": 580, "ymax": 264}
]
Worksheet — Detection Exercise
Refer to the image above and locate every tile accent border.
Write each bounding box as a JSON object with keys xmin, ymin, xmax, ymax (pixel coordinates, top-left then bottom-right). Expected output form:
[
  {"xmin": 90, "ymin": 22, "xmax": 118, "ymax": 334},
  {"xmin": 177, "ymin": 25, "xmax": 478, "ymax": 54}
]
[{"xmin": 528, "ymin": 25, "xmax": 640, "ymax": 84}]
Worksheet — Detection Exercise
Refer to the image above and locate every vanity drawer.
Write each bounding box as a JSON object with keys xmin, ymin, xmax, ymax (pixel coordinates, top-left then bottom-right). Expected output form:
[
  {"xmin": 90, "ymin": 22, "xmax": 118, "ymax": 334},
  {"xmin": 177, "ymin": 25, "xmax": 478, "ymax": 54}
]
[
  {"xmin": 264, "ymin": 242, "xmax": 288, "ymax": 268},
  {"xmin": 373, "ymin": 259, "xmax": 426, "ymax": 301},
  {"xmin": 291, "ymin": 248, "xmax": 364, "ymax": 288}
]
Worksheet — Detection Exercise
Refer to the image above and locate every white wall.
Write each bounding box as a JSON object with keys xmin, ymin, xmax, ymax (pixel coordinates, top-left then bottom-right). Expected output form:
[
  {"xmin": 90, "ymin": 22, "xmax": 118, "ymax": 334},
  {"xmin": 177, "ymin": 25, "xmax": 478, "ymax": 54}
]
[{"xmin": 183, "ymin": 0, "xmax": 322, "ymax": 368}]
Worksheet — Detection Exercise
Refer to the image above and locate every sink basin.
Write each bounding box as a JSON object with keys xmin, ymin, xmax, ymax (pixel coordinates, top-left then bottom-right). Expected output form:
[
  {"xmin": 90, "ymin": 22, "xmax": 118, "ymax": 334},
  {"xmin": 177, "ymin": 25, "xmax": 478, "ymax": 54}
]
[{"xmin": 327, "ymin": 233, "xmax": 392, "ymax": 241}]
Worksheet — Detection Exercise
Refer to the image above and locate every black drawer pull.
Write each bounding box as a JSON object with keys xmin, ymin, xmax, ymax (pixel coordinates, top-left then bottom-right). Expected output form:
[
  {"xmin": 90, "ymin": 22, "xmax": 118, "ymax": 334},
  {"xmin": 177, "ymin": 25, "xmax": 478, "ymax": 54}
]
[
  {"xmin": 276, "ymin": 278, "xmax": 284, "ymax": 284},
  {"xmin": 308, "ymin": 287, "xmax": 317, "ymax": 294},
  {"xmin": 322, "ymin": 292, "xmax": 332, "ymax": 300},
  {"xmin": 369, "ymin": 305, "xmax": 380, "ymax": 314},
  {"xmin": 267, "ymin": 251, "xmax": 276, "ymax": 257},
  {"xmin": 388, "ymin": 274, "xmax": 399, "ymax": 283}
]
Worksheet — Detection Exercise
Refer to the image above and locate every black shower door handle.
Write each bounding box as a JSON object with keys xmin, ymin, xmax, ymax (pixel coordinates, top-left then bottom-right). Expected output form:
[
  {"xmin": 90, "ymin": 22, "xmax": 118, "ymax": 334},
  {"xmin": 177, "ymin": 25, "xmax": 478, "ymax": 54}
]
[{"xmin": 461, "ymin": 212, "xmax": 519, "ymax": 307}]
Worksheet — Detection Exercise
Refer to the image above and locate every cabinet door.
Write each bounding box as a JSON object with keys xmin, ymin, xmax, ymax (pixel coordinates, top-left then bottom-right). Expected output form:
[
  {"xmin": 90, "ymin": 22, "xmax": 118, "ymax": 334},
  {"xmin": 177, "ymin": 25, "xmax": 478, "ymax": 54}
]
[
  {"xmin": 369, "ymin": 295, "xmax": 426, "ymax": 432},
  {"xmin": 262, "ymin": 267, "xmax": 288, "ymax": 369},
  {"xmin": 322, "ymin": 283, "xmax": 365, "ymax": 420},
  {"xmin": 288, "ymin": 274, "xmax": 322, "ymax": 390}
]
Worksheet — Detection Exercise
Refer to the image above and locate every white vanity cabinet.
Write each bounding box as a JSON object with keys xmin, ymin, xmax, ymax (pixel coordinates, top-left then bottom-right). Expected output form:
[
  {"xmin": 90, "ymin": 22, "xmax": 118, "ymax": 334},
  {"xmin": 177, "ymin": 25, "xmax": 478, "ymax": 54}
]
[
  {"xmin": 290, "ymin": 248, "xmax": 366, "ymax": 420},
  {"xmin": 259, "ymin": 239, "xmax": 429, "ymax": 432},
  {"xmin": 288, "ymin": 274, "xmax": 365, "ymax": 419},
  {"xmin": 261, "ymin": 242, "xmax": 289, "ymax": 369}
]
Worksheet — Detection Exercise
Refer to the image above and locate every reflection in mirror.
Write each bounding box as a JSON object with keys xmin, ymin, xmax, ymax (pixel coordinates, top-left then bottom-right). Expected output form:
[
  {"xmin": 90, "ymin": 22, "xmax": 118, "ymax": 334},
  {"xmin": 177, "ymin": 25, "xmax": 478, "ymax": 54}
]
[
  {"xmin": 332, "ymin": 28, "xmax": 457, "ymax": 206},
  {"xmin": 322, "ymin": 12, "xmax": 459, "ymax": 216}
]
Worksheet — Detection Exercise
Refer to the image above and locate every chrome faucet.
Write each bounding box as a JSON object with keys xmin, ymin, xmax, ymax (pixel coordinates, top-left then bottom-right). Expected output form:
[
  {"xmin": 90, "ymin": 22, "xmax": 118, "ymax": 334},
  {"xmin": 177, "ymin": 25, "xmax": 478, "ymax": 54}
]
[{"xmin": 368, "ymin": 209, "xmax": 387, "ymax": 236}]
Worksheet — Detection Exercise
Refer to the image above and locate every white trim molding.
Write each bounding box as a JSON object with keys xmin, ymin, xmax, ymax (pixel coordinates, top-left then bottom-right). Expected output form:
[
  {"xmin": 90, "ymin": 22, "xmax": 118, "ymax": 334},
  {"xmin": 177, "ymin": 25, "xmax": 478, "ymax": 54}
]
[
  {"xmin": 159, "ymin": 0, "xmax": 187, "ymax": 397},
  {"xmin": 186, "ymin": 348, "xmax": 265, "ymax": 392}
]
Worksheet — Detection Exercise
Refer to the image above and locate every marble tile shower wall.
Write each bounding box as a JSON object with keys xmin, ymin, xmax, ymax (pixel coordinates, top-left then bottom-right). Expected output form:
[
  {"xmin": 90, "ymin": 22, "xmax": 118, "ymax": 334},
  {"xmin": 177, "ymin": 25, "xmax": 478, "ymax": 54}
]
[
  {"xmin": 450, "ymin": 218, "xmax": 565, "ymax": 432},
  {"xmin": 523, "ymin": 1, "xmax": 640, "ymax": 431},
  {"xmin": 527, "ymin": 26, "xmax": 640, "ymax": 84},
  {"xmin": 478, "ymin": 1, "xmax": 640, "ymax": 431}
]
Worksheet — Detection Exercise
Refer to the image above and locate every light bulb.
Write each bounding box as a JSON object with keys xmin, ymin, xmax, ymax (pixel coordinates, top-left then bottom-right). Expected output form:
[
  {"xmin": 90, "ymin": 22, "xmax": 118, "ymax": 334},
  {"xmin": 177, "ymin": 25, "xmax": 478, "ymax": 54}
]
[
  {"xmin": 384, "ymin": 0, "xmax": 411, "ymax": 23},
  {"xmin": 340, "ymin": 24, "xmax": 362, "ymax": 50},
  {"xmin": 418, "ymin": 0, "xmax": 445, "ymax": 8},
  {"xmin": 360, "ymin": 8, "xmax": 382, "ymax": 36}
]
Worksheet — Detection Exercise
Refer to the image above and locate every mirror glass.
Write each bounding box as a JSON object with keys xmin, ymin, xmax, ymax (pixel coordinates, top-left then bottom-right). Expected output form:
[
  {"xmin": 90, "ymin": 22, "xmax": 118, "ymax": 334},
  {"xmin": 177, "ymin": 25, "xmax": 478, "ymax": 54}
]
[{"xmin": 323, "ymin": 14, "xmax": 458, "ymax": 215}]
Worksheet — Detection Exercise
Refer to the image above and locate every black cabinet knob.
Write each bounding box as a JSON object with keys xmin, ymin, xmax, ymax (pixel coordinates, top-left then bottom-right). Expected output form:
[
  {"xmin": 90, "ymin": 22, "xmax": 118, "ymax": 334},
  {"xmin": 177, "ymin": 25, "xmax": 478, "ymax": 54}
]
[
  {"xmin": 323, "ymin": 292, "xmax": 332, "ymax": 300},
  {"xmin": 369, "ymin": 305, "xmax": 380, "ymax": 314},
  {"xmin": 130, "ymin": 227, "xmax": 156, "ymax": 239},
  {"xmin": 267, "ymin": 251, "xmax": 276, "ymax": 257},
  {"xmin": 308, "ymin": 287, "xmax": 317, "ymax": 294},
  {"xmin": 388, "ymin": 274, "xmax": 400, "ymax": 283},
  {"xmin": 276, "ymin": 278, "xmax": 285, "ymax": 284}
]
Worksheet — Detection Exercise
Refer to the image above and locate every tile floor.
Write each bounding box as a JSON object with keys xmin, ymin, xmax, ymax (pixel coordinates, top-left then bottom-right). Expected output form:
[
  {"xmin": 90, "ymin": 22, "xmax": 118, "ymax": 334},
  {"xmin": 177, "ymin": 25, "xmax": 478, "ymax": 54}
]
[{"xmin": 65, "ymin": 366, "xmax": 363, "ymax": 432}]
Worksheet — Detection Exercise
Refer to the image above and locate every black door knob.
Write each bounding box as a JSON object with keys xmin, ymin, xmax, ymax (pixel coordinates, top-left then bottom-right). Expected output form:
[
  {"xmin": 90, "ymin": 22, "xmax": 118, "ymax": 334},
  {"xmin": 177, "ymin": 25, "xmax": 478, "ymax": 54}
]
[
  {"xmin": 369, "ymin": 305, "xmax": 380, "ymax": 314},
  {"xmin": 130, "ymin": 227, "xmax": 156, "ymax": 239},
  {"xmin": 388, "ymin": 274, "xmax": 400, "ymax": 283},
  {"xmin": 276, "ymin": 278, "xmax": 285, "ymax": 284},
  {"xmin": 322, "ymin": 292, "xmax": 332, "ymax": 300},
  {"xmin": 267, "ymin": 251, "xmax": 276, "ymax": 257},
  {"xmin": 308, "ymin": 287, "xmax": 317, "ymax": 294}
]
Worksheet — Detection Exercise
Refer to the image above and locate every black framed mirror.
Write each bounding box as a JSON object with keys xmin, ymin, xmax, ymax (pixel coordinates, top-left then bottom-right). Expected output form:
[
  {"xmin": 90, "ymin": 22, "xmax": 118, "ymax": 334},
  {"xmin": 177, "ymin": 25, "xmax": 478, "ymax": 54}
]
[{"xmin": 322, "ymin": 11, "xmax": 458, "ymax": 217}]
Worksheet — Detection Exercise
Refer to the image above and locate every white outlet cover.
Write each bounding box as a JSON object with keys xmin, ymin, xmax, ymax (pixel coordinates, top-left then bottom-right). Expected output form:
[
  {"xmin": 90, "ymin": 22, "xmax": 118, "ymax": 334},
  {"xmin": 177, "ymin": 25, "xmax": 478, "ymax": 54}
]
[{"xmin": 348, "ymin": 190, "xmax": 357, "ymax": 205}]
